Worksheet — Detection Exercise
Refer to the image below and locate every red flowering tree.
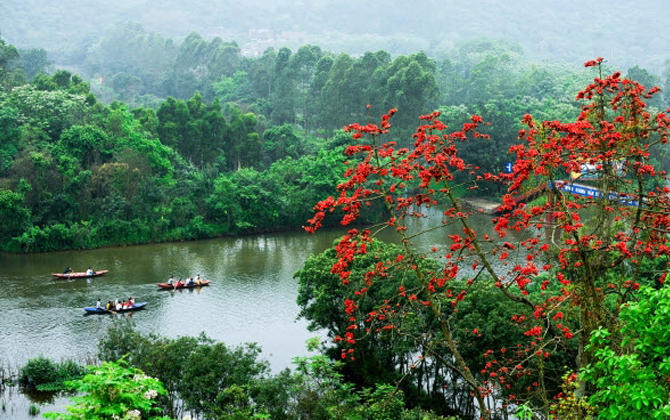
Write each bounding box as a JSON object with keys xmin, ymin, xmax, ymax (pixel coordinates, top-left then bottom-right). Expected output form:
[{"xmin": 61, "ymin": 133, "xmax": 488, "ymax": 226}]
[{"xmin": 305, "ymin": 58, "xmax": 670, "ymax": 419}]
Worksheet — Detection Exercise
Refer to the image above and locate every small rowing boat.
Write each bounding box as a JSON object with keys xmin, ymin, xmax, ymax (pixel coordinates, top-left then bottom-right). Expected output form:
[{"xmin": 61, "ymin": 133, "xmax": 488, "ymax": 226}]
[
  {"xmin": 53, "ymin": 270, "xmax": 109, "ymax": 279},
  {"xmin": 157, "ymin": 280, "xmax": 211, "ymax": 289},
  {"xmin": 84, "ymin": 302, "xmax": 148, "ymax": 314}
]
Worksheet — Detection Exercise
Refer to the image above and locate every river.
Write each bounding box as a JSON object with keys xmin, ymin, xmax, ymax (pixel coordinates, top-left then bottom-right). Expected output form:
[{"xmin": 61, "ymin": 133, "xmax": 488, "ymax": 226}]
[{"xmin": 0, "ymin": 208, "xmax": 502, "ymax": 418}]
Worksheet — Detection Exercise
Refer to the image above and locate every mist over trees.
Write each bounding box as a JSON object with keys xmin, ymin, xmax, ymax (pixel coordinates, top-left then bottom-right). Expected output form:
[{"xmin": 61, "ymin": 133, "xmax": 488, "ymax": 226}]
[
  {"xmin": 1, "ymin": 0, "xmax": 669, "ymax": 74},
  {"xmin": 1, "ymin": 16, "xmax": 670, "ymax": 252},
  {"xmin": 3, "ymin": 3, "xmax": 670, "ymax": 419}
]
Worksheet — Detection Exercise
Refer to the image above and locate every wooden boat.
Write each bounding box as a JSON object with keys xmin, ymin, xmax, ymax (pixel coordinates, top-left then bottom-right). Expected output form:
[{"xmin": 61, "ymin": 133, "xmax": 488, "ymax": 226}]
[
  {"xmin": 53, "ymin": 269, "xmax": 109, "ymax": 279},
  {"xmin": 84, "ymin": 302, "xmax": 147, "ymax": 314},
  {"xmin": 157, "ymin": 280, "xmax": 211, "ymax": 289}
]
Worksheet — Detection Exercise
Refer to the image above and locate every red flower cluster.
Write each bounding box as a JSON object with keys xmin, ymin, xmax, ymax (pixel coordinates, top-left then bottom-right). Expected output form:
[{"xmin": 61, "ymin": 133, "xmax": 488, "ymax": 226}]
[{"xmin": 305, "ymin": 58, "xmax": 670, "ymax": 417}]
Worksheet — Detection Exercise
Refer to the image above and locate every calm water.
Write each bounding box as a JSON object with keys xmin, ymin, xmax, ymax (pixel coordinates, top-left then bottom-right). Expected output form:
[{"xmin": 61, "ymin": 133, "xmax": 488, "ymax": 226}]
[
  {"xmin": 0, "ymin": 208, "xmax": 502, "ymax": 418},
  {"xmin": 0, "ymin": 229, "xmax": 348, "ymax": 372}
]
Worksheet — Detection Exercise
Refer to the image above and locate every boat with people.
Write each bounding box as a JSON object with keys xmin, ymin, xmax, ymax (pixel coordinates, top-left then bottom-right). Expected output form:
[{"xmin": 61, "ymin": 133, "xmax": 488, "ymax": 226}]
[
  {"xmin": 84, "ymin": 301, "xmax": 147, "ymax": 314},
  {"xmin": 53, "ymin": 269, "xmax": 109, "ymax": 279},
  {"xmin": 157, "ymin": 280, "xmax": 211, "ymax": 289}
]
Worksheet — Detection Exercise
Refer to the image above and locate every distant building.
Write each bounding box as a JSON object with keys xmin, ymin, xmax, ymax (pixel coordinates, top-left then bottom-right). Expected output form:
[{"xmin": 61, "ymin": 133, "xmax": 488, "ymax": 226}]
[
  {"xmin": 242, "ymin": 40, "xmax": 274, "ymax": 57},
  {"xmin": 249, "ymin": 29, "xmax": 272, "ymax": 41},
  {"xmin": 278, "ymin": 31, "xmax": 308, "ymax": 41}
]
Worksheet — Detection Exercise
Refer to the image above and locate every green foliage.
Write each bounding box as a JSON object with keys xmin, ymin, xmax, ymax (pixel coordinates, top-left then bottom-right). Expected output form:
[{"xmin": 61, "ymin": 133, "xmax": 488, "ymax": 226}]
[
  {"xmin": 296, "ymin": 239, "xmax": 579, "ymax": 415},
  {"xmin": 581, "ymin": 285, "xmax": 670, "ymax": 419},
  {"xmin": 56, "ymin": 124, "xmax": 111, "ymax": 167},
  {"xmin": 17, "ymin": 48, "xmax": 51, "ymax": 81},
  {"xmin": 290, "ymin": 338, "xmax": 459, "ymax": 420},
  {"xmin": 8, "ymin": 85, "xmax": 89, "ymax": 142},
  {"xmin": 296, "ymin": 239, "xmax": 472, "ymax": 416},
  {"xmin": 156, "ymin": 93, "xmax": 230, "ymax": 168},
  {"xmin": 0, "ymin": 189, "xmax": 31, "ymax": 240},
  {"xmin": 213, "ymin": 70, "xmax": 251, "ymax": 103},
  {"xmin": 44, "ymin": 360, "xmax": 168, "ymax": 420},
  {"xmin": 18, "ymin": 357, "xmax": 85, "ymax": 392},
  {"xmin": 28, "ymin": 404, "xmax": 40, "ymax": 416},
  {"xmin": 97, "ymin": 322, "xmax": 286, "ymax": 419}
]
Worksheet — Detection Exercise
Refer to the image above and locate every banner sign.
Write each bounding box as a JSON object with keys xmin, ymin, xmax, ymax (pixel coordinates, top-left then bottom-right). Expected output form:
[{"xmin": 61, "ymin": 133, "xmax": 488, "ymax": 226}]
[{"xmin": 549, "ymin": 181, "xmax": 639, "ymax": 206}]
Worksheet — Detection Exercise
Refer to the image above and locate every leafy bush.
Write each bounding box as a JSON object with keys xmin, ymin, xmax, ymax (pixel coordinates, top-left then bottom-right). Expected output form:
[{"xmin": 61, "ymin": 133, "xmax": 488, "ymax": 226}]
[
  {"xmin": 18, "ymin": 357, "xmax": 86, "ymax": 392},
  {"xmin": 28, "ymin": 403, "xmax": 40, "ymax": 416},
  {"xmin": 581, "ymin": 285, "xmax": 670, "ymax": 419},
  {"xmin": 44, "ymin": 360, "xmax": 168, "ymax": 420},
  {"xmin": 19, "ymin": 357, "xmax": 60, "ymax": 390}
]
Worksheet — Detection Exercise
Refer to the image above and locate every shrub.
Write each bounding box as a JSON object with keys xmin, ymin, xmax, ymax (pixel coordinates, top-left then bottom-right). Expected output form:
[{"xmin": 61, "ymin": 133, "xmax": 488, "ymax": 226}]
[
  {"xmin": 18, "ymin": 357, "xmax": 85, "ymax": 392},
  {"xmin": 28, "ymin": 404, "xmax": 40, "ymax": 416}
]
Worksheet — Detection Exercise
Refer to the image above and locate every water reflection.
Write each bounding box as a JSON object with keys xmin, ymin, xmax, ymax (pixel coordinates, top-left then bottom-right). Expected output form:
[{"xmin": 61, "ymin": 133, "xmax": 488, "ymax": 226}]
[{"xmin": 0, "ymin": 207, "xmax": 504, "ymax": 419}]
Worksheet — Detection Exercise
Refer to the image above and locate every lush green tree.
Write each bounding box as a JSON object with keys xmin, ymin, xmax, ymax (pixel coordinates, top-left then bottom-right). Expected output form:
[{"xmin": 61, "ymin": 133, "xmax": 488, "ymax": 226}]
[
  {"xmin": 8, "ymin": 84, "xmax": 89, "ymax": 142},
  {"xmin": 56, "ymin": 124, "xmax": 112, "ymax": 168},
  {"xmin": 320, "ymin": 53, "xmax": 355, "ymax": 131},
  {"xmin": 85, "ymin": 22, "xmax": 177, "ymax": 101},
  {"xmin": 97, "ymin": 322, "xmax": 289, "ymax": 419},
  {"xmin": 304, "ymin": 61, "xmax": 670, "ymax": 419},
  {"xmin": 157, "ymin": 93, "xmax": 229, "ymax": 168},
  {"xmin": 45, "ymin": 360, "xmax": 169, "ymax": 420},
  {"xmin": 581, "ymin": 285, "xmax": 670, "ymax": 419},
  {"xmin": 384, "ymin": 53, "xmax": 439, "ymax": 133},
  {"xmin": 0, "ymin": 98, "xmax": 21, "ymax": 175},
  {"xmin": 0, "ymin": 189, "xmax": 31, "ymax": 241},
  {"xmin": 18, "ymin": 357, "xmax": 85, "ymax": 392},
  {"xmin": 213, "ymin": 70, "xmax": 251, "ymax": 103},
  {"xmin": 207, "ymin": 167, "xmax": 280, "ymax": 233},
  {"xmin": 17, "ymin": 48, "xmax": 51, "ymax": 81},
  {"xmin": 248, "ymin": 47, "xmax": 277, "ymax": 102},
  {"xmin": 307, "ymin": 54, "xmax": 334, "ymax": 133},
  {"xmin": 262, "ymin": 123, "xmax": 305, "ymax": 164},
  {"xmin": 627, "ymin": 65, "xmax": 664, "ymax": 110},
  {"xmin": 269, "ymin": 47, "xmax": 298, "ymax": 125},
  {"xmin": 289, "ymin": 45, "xmax": 321, "ymax": 131},
  {"xmin": 228, "ymin": 107, "xmax": 261, "ymax": 170},
  {"xmin": 0, "ymin": 32, "xmax": 20, "ymax": 90}
]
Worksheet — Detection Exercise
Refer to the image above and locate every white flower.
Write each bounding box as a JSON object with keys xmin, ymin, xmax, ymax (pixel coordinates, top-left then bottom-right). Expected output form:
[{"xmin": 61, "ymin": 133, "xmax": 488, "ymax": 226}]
[
  {"xmin": 125, "ymin": 409, "xmax": 141, "ymax": 420},
  {"xmin": 144, "ymin": 389, "xmax": 158, "ymax": 400}
]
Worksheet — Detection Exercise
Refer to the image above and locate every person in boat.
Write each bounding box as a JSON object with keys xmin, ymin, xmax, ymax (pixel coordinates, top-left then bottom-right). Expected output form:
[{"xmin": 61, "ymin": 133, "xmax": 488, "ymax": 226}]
[
  {"xmin": 167, "ymin": 276, "xmax": 176, "ymax": 285},
  {"xmin": 63, "ymin": 267, "xmax": 72, "ymax": 274},
  {"xmin": 106, "ymin": 301, "xmax": 113, "ymax": 311},
  {"xmin": 115, "ymin": 300, "xmax": 122, "ymax": 311},
  {"xmin": 176, "ymin": 278, "xmax": 184, "ymax": 287},
  {"xmin": 122, "ymin": 301, "xmax": 128, "ymax": 310},
  {"xmin": 128, "ymin": 297, "xmax": 134, "ymax": 307},
  {"xmin": 86, "ymin": 267, "xmax": 95, "ymax": 276},
  {"xmin": 186, "ymin": 276, "xmax": 195, "ymax": 286},
  {"xmin": 96, "ymin": 298, "xmax": 102, "ymax": 309},
  {"xmin": 195, "ymin": 275, "xmax": 202, "ymax": 285}
]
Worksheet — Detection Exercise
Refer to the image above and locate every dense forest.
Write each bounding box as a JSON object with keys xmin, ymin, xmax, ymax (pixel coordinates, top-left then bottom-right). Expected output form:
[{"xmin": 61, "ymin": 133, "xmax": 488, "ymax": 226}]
[
  {"xmin": 3, "ymin": 7, "xmax": 670, "ymax": 418},
  {"xmin": 1, "ymin": 28, "xmax": 669, "ymax": 252},
  {"xmin": 4, "ymin": 48, "xmax": 670, "ymax": 420}
]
